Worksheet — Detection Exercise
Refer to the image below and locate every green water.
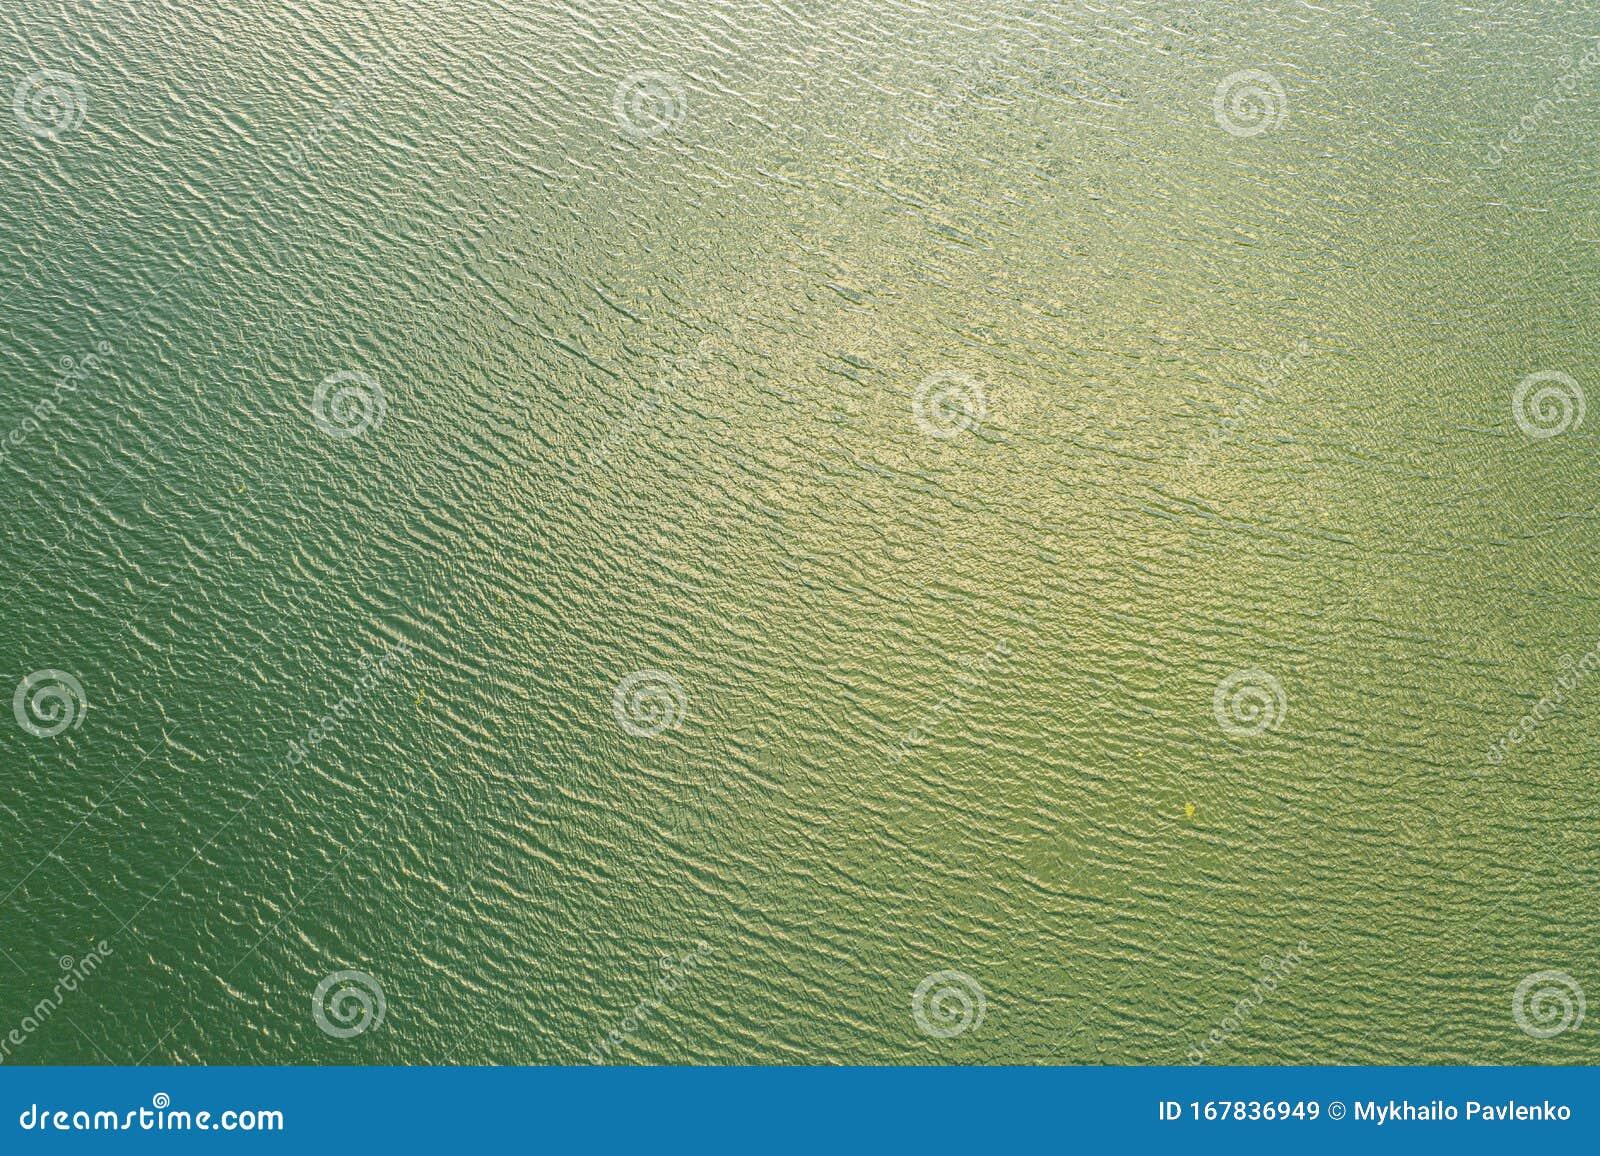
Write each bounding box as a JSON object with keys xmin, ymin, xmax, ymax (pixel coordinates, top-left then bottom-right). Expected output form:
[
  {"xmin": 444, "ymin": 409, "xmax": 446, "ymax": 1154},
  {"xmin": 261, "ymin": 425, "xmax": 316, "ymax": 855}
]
[{"xmin": 1, "ymin": 0, "xmax": 1597, "ymax": 1064}]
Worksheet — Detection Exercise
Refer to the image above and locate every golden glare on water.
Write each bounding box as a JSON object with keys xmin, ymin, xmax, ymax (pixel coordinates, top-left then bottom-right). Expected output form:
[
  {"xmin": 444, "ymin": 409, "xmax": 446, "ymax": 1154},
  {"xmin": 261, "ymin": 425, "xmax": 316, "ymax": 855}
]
[{"xmin": 0, "ymin": 0, "xmax": 1595, "ymax": 1068}]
